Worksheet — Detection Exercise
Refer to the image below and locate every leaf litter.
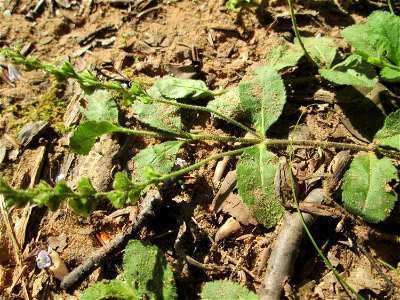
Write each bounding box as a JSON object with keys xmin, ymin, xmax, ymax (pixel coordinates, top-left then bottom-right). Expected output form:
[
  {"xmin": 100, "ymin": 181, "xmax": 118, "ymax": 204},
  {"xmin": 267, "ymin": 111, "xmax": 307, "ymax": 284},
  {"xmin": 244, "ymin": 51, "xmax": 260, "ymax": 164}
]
[{"xmin": 1, "ymin": 0, "xmax": 400, "ymax": 299}]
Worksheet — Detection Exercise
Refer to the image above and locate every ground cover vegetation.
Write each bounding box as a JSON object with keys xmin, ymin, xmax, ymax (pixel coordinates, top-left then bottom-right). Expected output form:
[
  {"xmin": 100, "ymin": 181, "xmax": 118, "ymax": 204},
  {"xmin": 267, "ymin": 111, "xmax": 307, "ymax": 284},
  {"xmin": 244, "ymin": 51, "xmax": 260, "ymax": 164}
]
[{"xmin": 1, "ymin": 0, "xmax": 400, "ymax": 299}]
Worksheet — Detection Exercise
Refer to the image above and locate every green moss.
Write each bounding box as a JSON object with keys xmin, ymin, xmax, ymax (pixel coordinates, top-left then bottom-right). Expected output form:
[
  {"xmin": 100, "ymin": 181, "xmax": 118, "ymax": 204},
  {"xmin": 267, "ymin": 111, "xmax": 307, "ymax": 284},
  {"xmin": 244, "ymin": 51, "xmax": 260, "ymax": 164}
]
[{"xmin": 5, "ymin": 77, "xmax": 67, "ymax": 135}]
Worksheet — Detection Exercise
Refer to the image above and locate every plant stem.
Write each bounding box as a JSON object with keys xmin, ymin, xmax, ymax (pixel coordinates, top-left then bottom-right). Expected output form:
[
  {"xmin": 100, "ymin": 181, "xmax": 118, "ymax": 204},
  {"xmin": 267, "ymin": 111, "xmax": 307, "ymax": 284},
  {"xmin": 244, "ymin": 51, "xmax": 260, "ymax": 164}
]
[
  {"xmin": 186, "ymin": 132, "xmax": 261, "ymax": 144},
  {"xmin": 267, "ymin": 138, "xmax": 373, "ymax": 152},
  {"xmin": 155, "ymin": 147, "xmax": 250, "ymax": 183},
  {"xmin": 117, "ymin": 126, "xmax": 400, "ymax": 159},
  {"xmin": 118, "ymin": 126, "xmax": 261, "ymax": 144},
  {"xmin": 118, "ymin": 127, "xmax": 184, "ymax": 139},
  {"xmin": 287, "ymin": 0, "xmax": 315, "ymax": 66},
  {"xmin": 387, "ymin": 0, "xmax": 394, "ymax": 14},
  {"xmin": 153, "ymin": 97, "xmax": 261, "ymax": 138}
]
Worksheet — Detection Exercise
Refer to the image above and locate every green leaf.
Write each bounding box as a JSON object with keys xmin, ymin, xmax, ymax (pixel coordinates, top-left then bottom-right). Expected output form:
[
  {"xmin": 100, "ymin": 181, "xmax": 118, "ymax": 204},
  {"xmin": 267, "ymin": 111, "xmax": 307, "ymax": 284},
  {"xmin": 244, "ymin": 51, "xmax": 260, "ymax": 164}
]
[
  {"xmin": 68, "ymin": 196, "xmax": 96, "ymax": 217},
  {"xmin": 31, "ymin": 180, "xmax": 70, "ymax": 211},
  {"xmin": 77, "ymin": 69, "xmax": 102, "ymax": 94},
  {"xmin": 342, "ymin": 11, "xmax": 400, "ymax": 69},
  {"xmin": 319, "ymin": 54, "xmax": 378, "ymax": 87},
  {"xmin": 201, "ymin": 280, "xmax": 259, "ymax": 299},
  {"xmin": 155, "ymin": 76, "xmax": 213, "ymax": 100},
  {"xmin": 236, "ymin": 144, "xmax": 284, "ymax": 229},
  {"xmin": 133, "ymin": 100, "xmax": 182, "ymax": 134},
  {"xmin": 374, "ymin": 109, "xmax": 400, "ymax": 150},
  {"xmin": 380, "ymin": 67, "xmax": 400, "ymax": 81},
  {"xmin": 0, "ymin": 177, "xmax": 77, "ymax": 212},
  {"xmin": 106, "ymin": 190, "xmax": 127, "ymax": 208},
  {"xmin": 299, "ymin": 37, "xmax": 337, "ymax": 68},
  {"xmin": 342, "ymin": 153, "xmax": 398, "ymax": 223},
  {"xmin": 69, "ymin": 121, "xmax": 122, "ymax": 155},
  {"xmin": 81, "ymin": 280, "xmax": 138, "ymax": 300},
  {"xmin": 124, "ymin": 240, "xmax": 177, "ymax": 299},
  {"xmin": 127, "ymin": 187, "xmax": 141, "ymax": 205},
  {"xmin": 238, "ymin": 67, "xmax": 286, "ymax": 136},
  {"xmin": 132, "ymin": 141, "xmax": 184, "ymax": 182},
  {"xmin": 80, "ymin": 90, "xmax": 119, "ymax": 123},
  {"xmin": 60, "ymin": 62, "xmax": 77, "ymax": 78},
  {"xmin": 142, "ymin": 166, "xmax": 161, "ymax": 180},
  {"xmin": 206, "ymin": 86, "xmax": 243, "ymax": 120},
  {"xmin": 76, "ymin": 177, "xmax": 96, "ymax": 196},
  {"xmin": 113, "ymin": 172, "xmax": 132, "ymax": 190},
  {"xmin": 265, "ymin": 38, "xmax": 304, "ymax": 71}
]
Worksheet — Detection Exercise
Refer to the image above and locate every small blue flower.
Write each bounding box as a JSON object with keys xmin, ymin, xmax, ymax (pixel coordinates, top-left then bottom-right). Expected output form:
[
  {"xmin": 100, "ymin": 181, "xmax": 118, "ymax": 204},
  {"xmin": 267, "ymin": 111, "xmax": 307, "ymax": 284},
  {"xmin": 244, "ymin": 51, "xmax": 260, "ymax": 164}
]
[{"xmin": 36, "ymin": 250, "xmax": 52, "ymax": 269}]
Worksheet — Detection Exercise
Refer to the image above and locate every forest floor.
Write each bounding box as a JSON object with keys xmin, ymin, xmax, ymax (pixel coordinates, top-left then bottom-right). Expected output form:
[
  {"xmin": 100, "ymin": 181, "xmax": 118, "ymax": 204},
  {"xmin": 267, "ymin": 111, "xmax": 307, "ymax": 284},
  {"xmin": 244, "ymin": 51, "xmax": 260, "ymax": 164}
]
[{"xmin": 1, "ymin": 0, "xmax": 400, "ymax": 299}]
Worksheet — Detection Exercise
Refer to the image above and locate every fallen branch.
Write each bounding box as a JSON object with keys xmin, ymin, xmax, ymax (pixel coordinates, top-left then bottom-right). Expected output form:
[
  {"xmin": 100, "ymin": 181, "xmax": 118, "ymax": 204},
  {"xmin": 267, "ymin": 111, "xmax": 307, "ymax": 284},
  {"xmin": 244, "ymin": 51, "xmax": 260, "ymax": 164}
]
[{"xmin": 258, "ymin": 188, "xmax": 324, "ymax": 300}]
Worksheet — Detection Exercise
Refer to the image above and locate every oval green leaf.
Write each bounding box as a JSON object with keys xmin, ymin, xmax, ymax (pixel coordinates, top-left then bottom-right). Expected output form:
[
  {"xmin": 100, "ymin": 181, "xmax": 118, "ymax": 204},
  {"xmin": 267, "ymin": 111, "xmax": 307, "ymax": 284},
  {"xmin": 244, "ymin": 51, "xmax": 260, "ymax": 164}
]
[
  {"xmin": 238, "ymin": 67, "xmax": 286, "ymax": 137},
  {"xmin": 155, "ymin": 76, "xmax": 213, "ymax": 100},
  {"xmin": 80, "ymin": 89, "xmax": 119, "ymax": 123},
  {"xmin": 132, "ymin": 141, "xmax": 184, "ymax": 182},
  {"xmin": 124, "ymin": 240, "xmax": 177, "ymax": 299},
  {"xmin": 236, "ymin": 144, "xmax": 284, "ymax": 229},
  {"xmin": 342, "ymin": 153, "xmax": 398, "ymax": 223},
  {"xmin": 133, "ymin": 100, "xmax": 182, "ymax": 134},
  {"xmin": 69, "ymin": 121, "xmax": 122, "ymax": 155}
]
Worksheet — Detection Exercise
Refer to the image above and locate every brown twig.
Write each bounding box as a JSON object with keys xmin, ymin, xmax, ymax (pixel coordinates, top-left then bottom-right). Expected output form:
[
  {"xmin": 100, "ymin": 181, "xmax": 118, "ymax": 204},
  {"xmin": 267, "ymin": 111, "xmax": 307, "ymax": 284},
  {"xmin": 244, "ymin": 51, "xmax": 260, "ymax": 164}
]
[{"xmin": 258, "ymin": 188, "xmax": 324, "ymax": 300}]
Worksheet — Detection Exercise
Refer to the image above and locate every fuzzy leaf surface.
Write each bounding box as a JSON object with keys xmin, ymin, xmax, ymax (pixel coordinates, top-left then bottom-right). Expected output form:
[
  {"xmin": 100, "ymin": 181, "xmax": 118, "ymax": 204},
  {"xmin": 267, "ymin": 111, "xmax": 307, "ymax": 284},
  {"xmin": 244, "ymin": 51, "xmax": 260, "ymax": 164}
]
[
  {"xmin": 124, "ymin": 240, "xmax": 177, "ymax": 299},
  {"xmin": 300, "ymin": 37, "xmax": 337, "ymax": 68},
  {"xmin": 207, "ymin": 86, "xmax": 243, "ymax": 120},
  {"xmin": 81, "ymin": 280, "xmax": 138, "ymax": 300},
  {"xmin": 238, "ymin": 67, "xmax": 286, "ymax": 136},
  {"xmin": 374, "ymin": 109, "xmax": 400, "ymax": 150},
  {"xmin": 319, "ymin": 54, "xmax": 378, "ymax": 87},
  {"xmin": 155, "ymin": 76, "xmax": 213, "ymax": 100},
  {"xmin": 342, "ymin": 153, "xmax": 398, "ymax": 223},
  {"xmin": 80, "ymin": 89, "xmax": 119, "ymax": 123},
  {"xmin": 132, "ymin": 141, "xmax": 184, "ymax": 182},
  {"xmin": 236, "ymin": 144, "xmax": 284, "ymax": 228},
  {"xmin": 341, "ymin": 11, "xmax": 400, "ymax": 81},
  {"xmin": 69, "ymin": 121, "xmax": 122, "ymax": 155},
  {"xmin": 133, "ymin": 99, "xmax": 181, "ymax": 134},
  {"xmin": 201, "ymin": 280, "xmax": 259, "ymax": 299},
  {"xmin": 265, "ymin": 39, "xmax": 304, "ymax": 71}
]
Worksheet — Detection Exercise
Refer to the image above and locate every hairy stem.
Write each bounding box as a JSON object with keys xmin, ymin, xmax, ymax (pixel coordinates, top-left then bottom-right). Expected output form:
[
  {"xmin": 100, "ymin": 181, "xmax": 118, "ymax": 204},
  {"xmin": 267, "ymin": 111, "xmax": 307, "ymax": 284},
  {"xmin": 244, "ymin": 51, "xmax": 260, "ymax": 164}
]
[
  {"xmin": 117, "ymin": 125, "xmax": 400, "ymax": 159},
  {"xmin": 287, "ymin": 0, "xmax": 315, "ymax": 66},
  {"xmin": 154, "ymin": 147, "xmax": 250, "ymax": 183}
]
